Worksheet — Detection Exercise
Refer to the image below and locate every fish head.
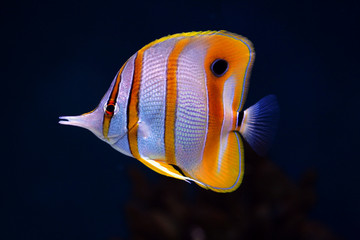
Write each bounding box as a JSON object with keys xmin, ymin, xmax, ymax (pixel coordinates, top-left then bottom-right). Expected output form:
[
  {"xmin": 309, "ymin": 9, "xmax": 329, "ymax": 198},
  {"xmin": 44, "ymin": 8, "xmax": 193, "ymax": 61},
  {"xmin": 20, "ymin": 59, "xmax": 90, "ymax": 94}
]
[{"xmin": 59, "ymin": 69, "xmax": 132, "ymax": 149}]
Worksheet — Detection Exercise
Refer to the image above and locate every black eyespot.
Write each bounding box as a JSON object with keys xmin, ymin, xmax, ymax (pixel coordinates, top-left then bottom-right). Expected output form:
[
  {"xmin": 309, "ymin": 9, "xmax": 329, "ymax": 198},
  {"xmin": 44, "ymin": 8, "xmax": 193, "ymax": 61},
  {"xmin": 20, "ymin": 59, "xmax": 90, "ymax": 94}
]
[
  {"xmin": 210, "ymin": 59, "xmax": 228, "ymax": 77},
  {"xmin": 106, "ymin": 104, "xmax": 115, "ymax": 113}
]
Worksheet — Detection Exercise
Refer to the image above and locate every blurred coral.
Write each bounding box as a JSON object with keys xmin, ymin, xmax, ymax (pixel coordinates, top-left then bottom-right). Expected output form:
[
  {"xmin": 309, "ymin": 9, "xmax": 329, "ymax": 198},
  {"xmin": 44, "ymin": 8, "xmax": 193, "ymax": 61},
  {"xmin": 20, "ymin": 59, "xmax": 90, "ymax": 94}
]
[{"xmin": 123, "ymin": 150, "xmax": 341, "ymax": 240}]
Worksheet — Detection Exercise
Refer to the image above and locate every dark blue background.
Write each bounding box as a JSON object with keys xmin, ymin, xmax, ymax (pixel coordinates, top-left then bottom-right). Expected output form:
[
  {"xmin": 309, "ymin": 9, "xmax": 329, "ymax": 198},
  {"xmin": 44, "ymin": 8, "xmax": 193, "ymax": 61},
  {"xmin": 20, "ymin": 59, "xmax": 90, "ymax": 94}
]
[{"xmin": 2, "ymin": 0, "xmax": 359, "ymax": 239}]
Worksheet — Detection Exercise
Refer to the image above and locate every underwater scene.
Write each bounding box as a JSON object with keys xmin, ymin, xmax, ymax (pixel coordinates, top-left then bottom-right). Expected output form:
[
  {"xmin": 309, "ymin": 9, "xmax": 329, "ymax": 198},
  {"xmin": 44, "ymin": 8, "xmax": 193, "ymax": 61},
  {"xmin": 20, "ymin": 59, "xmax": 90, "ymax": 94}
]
[{"xmin": 2, "ymin": 0, "xmax": 359, "ymax": 239}]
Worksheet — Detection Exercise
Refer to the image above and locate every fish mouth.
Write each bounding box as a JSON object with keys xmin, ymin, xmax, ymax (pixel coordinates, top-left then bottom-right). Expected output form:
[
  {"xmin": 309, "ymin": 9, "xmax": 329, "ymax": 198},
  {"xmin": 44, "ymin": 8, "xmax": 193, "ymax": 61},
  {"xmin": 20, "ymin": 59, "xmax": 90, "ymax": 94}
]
[
  {"xmin": 58, "ymin": 112, "xmax": 103, "ymax": 140},
  {"xmin": 59, "ymin": 115, "xmax": 88, "ymax": 127},
  {"xmin": 59, "ymin": 114, "xmax": 138, "ymax": 145}
]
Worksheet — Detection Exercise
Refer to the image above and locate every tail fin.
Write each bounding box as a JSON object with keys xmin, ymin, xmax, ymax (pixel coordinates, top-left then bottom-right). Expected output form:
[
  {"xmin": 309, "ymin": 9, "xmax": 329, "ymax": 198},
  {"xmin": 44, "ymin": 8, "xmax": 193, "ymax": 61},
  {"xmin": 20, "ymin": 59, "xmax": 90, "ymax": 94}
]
[{"xmin": 238, "ymin": 95, "xmax": 280, "ymax": 156}]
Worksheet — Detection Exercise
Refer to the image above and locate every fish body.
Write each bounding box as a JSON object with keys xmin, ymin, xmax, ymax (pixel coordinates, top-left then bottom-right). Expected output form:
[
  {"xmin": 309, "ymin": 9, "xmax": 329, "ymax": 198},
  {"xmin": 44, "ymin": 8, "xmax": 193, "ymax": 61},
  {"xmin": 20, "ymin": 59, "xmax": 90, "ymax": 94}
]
[{"xmin": 60, "ymin": 31, "xmax": 279, "ymax": 192}]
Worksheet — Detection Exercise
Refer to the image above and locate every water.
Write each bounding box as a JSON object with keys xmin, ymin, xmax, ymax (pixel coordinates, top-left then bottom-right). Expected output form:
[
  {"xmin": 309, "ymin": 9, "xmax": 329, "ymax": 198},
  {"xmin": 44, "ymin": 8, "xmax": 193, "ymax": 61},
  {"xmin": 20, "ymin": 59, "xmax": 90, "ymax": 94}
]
[{"xmin": 2, "ymin": 0, "xmax": 359, "ymax": 239}]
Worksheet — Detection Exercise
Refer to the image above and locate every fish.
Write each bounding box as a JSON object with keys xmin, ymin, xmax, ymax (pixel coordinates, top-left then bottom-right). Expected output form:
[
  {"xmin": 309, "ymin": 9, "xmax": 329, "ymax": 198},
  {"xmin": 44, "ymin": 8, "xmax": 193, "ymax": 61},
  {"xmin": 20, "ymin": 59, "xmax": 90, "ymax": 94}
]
[{"xmin": 59, "ymin": 31, "xmax": 279, "ymax": 193}]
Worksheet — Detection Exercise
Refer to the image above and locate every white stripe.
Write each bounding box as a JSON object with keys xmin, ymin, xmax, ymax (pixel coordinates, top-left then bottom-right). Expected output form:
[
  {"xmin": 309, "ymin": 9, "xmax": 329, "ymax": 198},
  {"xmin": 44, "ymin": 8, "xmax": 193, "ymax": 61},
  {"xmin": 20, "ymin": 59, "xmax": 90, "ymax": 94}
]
[
  {"xmin": 137, "ymin": 39, "xmax": 177, "ymax": 160},
  {"xmin": 217, "ymin": 76, "xmax": 236, "ymax": 173},
  {"xmin": 174, "ymin": 41, "xmax": 208, "ymax": 173},
  {"xmin": 110, "ymin": 53, "xmax": 137, "ymax": 157}
]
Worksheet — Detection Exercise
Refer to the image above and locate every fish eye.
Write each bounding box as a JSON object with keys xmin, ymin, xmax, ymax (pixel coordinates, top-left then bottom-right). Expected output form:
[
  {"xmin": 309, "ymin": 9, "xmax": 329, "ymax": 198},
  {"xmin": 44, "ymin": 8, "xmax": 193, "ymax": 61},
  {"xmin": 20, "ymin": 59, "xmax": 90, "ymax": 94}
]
[
  {"xmin": 210, "ymin": 59, "xmax": 228, "ymax": 77},
  {"xmin": 105, "ymin": 104, "xmax": 115, "ymax": 115}
]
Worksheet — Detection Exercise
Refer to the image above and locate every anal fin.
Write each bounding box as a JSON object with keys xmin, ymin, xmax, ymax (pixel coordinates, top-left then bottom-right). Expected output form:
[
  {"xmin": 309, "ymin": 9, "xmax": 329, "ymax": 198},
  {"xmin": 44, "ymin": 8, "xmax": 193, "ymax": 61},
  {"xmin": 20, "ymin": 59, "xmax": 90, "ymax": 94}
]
[{"xmin": 188, "ymin": 131, "xmax": 245, "ymax": 193}]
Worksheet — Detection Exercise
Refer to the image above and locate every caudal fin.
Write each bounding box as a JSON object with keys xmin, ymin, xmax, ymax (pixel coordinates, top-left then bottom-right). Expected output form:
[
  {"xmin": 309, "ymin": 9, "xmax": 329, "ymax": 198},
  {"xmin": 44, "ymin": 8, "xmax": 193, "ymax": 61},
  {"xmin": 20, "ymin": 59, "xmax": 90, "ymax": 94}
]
[{"xmin": 238, "ymin": 95, "xmax": 280, "ymax": 156}]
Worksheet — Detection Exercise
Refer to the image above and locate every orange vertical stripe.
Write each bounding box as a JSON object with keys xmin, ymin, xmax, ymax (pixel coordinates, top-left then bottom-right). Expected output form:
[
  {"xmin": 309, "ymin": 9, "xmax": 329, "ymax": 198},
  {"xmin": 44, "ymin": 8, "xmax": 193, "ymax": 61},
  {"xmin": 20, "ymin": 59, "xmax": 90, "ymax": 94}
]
[
  {"xmin": 164, "ymin": 39, "xmax": 190, "ymax": 165},
  {"xmin": 102, "ymin": 62, "xmax": 127, "ymax": 140},
  {"xmin": 108, "ymin": 61, "xmax": 127, "ymax": 105},
  {"xmin": 199, "ymin": 34, "xmax": 250, "ymax": 177},
  {"xmin": 127, "ymin": 52, "xmax": 143, "ymax": 159}
]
